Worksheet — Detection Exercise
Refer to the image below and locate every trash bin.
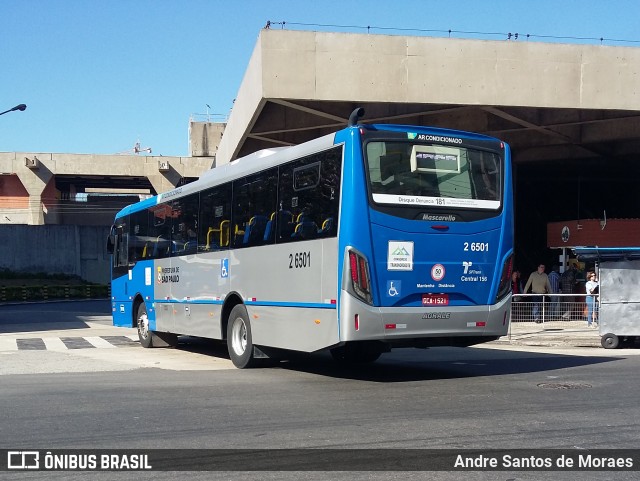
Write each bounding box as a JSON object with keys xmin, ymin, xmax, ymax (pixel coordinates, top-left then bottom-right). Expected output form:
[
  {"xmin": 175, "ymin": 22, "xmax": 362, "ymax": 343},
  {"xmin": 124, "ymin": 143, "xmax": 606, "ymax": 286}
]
[{"xmin": 574, "ymin": 247, "xmax": 640, "ymax": 349}]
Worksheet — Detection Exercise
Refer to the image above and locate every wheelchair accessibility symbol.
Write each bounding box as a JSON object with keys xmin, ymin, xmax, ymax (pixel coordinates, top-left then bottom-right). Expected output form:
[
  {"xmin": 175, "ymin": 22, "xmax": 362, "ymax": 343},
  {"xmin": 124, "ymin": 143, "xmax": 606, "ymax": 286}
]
[
  {"xmin": 387, "ymin": 280, "xmax": 401, "ymax": 297},
  {"xmin": 221, "ymin": 258, "xmax": 229, "ymax": 278}
]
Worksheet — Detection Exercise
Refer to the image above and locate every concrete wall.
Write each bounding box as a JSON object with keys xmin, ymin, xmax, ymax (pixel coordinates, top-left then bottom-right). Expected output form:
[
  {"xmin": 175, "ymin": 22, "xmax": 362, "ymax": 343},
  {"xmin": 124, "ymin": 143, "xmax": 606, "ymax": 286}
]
[{"xmin": 0, "ymin": 225, "xmax": 111, "ymax": 284}]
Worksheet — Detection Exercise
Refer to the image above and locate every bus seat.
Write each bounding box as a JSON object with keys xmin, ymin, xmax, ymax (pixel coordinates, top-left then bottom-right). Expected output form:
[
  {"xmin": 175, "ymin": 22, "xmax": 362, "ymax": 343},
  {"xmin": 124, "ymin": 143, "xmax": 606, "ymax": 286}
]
[
  {"xmin": 152, "ymin": 235, "xmax": 164, "ymax": 257},
  {"xmin": 243, "ymin": 215, "xmax": 269, "ymax": 245},
  {"xmin": 241, "ymin": 217, "xmax": 253, "ymax": 245},
  {"xmin": 292, "ymin": 220, "xmax": 319, "ymax": 239},
  {"xmin": 263, "ymin": 212, "xmax": 276, "ymax": 243},
  {"xmin": 318, "ymin": 217, "xmax": 334, "ymax": 236},
  {"xmin": 183, "ymin": 240, "xmax": 197, "ymax": 253}
]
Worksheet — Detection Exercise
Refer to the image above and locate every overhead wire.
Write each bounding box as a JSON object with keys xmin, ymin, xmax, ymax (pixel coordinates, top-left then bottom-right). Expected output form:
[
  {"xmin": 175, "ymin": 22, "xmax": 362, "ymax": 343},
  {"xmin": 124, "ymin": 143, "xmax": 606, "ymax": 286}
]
[{"xmin": 266, "ymin": 21, "xmax": 640, "ymax": 45}]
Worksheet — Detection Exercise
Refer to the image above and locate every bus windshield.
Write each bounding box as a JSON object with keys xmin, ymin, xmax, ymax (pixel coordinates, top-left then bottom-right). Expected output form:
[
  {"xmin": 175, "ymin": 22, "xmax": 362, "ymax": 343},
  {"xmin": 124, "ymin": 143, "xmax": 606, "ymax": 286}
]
[{"xmin": 365, "ymin": 141, "xmax": 502, "ymax": 210}]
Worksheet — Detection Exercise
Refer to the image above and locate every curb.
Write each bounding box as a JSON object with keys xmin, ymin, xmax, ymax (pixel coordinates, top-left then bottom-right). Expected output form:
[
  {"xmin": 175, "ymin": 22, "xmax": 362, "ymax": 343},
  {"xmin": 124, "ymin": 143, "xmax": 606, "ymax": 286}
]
[{"xmin": 493, "ymin": 326, "xmax": 602, "ymax": 349}]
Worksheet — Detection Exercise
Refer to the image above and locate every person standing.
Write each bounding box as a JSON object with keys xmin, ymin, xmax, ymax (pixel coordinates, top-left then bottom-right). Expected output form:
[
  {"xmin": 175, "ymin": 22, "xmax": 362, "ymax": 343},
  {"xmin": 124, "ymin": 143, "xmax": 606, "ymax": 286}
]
[
  {"xmin": 524, "ymin": 263, "xmax": 553, "ymax": 323},
  {"xmin": 585, "ymin": 271, "xmax": 600, "ymax": 328},
  {"xmin": 548, "ymin": 265, "xmax": 561, "ymax": 319}
]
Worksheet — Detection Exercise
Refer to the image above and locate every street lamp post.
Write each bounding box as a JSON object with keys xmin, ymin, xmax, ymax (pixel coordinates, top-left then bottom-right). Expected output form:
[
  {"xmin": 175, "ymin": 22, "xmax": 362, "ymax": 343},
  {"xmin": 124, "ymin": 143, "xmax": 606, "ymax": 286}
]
[{"xmin": 0, "ymin": 104, "xmax": 27, "ymax": 116}]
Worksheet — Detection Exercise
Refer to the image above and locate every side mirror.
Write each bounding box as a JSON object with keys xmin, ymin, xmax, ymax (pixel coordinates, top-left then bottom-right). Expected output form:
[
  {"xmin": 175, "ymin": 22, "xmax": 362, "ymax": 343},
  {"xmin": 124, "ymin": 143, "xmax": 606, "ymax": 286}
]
[{"xmin": 106, "ymin": 226, "xmax": 116, "ymax": 254}]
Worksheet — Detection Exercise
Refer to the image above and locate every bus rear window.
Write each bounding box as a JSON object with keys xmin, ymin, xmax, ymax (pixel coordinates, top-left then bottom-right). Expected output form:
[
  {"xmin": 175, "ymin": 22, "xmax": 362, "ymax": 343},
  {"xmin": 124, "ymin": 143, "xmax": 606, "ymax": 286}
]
[{"xmin": 366, "ymin": 141, "xmax": 501, "ymax": 210}]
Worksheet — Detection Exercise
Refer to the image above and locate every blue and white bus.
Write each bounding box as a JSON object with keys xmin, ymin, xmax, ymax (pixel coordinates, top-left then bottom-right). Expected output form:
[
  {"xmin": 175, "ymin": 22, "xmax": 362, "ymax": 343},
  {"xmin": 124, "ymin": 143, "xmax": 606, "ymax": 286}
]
[{"xmin": 107, "ymin": 109, "xmax": 513, "ymax": 368}]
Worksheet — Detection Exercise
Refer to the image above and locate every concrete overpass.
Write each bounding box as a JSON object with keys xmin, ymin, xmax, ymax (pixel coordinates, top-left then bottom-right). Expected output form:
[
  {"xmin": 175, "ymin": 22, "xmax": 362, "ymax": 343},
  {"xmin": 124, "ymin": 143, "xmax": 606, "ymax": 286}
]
[
  {"xmin": 0, "ymin": 122, "xmax": 221, "ymax": 225},
  {"xmin": 219, "ymin": 29, "xmax": 640, "ymax": 172}
]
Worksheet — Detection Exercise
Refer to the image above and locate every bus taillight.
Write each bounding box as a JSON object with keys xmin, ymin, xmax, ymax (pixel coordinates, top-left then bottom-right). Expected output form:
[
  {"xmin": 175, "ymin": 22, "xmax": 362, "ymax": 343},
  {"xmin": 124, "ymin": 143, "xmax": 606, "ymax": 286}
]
[
  {"xmin": 349, "ymin": 251, "xmax": 359, "ymax": 284},
  {"xmin": 359, "ymin": 257, "xmax": 368, "ymax": 291},
  {"xmin": 495, "ymin": 253, "xmax": 513, "ymax": 302},
  {"xmin": 348, "ymin": 250, "xmax": 373, "ymax": 305}
]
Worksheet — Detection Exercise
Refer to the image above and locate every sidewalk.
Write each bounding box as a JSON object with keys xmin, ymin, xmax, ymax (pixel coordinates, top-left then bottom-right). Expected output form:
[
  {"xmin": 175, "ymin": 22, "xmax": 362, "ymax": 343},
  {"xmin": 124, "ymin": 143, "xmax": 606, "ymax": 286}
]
[{"xmin": 494, "ymin": 320, "xmax": 602, "ymax": 349}]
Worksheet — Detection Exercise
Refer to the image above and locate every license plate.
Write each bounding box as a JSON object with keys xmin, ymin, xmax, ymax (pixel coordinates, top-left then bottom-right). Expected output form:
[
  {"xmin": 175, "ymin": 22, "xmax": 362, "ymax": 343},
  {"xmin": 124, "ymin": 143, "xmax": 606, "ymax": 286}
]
[{"xmin": 422, "ymin": 294, "xmax": 449, "ymax": 306}]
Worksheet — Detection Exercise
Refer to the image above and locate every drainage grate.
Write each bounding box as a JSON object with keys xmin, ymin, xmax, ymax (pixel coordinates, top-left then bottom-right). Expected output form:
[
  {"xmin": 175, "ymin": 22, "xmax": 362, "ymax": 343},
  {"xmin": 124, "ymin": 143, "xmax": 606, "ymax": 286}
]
[{"xmin": 537, "ymin": 382, "xmax": 592, "ymax": 390}]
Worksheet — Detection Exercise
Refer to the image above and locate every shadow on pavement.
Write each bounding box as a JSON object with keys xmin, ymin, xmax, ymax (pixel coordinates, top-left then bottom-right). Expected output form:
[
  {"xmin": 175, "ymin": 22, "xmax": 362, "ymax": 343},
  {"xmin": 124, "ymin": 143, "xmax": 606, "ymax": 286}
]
[
  {"xmin": 164, "ymin": 337, "xmax": 624, "ymax": 383},
  {"xmin": 264, "ymin": 346, "xmax": 622, "ymax": 383}
]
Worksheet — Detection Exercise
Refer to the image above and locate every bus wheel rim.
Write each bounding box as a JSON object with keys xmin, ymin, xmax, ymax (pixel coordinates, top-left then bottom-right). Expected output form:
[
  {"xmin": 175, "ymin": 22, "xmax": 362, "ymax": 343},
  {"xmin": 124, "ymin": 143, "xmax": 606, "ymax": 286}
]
[
  {"xmin": 231, "ymin": 318, "xmax": 247, "ymax": 355},
  {"xmin": 138, "ymin": 312, "xmax": 149, "ymax": 339}
]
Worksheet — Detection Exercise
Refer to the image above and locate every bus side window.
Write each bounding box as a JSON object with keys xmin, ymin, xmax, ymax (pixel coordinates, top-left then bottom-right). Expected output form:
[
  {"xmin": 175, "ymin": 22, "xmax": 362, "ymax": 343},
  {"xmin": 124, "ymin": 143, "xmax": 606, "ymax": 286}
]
[
  {"xmin": 278, "ymin": 147, "xmax": 342, "ymax": 244},
  {"xmin": 232, "ymin": 168, "xmax": 277, "ymax": 249},
  {"xmin": 199, "ymin": 183, "xmax": 232, "ymax": 251},
  {"xmin": 148, "ymin": 203, "xmax": 172, "ymax": 259},
  {"xmin": 129, "ymin": 209, "xmax": 149, "ymax": 262}
]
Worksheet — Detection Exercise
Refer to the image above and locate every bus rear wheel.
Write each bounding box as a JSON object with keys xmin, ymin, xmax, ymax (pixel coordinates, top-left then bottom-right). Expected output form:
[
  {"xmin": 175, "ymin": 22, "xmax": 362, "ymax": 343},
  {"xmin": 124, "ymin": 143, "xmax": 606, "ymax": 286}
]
[{"xmin": 227, "ymin": 305, "xmax": 257, "ymax": 369}]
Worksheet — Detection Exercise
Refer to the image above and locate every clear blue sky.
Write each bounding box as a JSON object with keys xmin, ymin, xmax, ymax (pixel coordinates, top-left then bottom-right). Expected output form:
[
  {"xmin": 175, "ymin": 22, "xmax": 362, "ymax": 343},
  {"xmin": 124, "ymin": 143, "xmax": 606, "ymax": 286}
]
[{"xmin": 2, "ymin": 0, "xmax": 638, "ymax": 156}]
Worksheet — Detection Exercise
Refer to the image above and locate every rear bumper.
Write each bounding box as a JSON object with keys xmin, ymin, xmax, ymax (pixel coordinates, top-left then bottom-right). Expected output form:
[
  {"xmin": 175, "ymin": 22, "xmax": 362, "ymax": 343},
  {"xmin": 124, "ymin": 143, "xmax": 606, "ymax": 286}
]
[{"xmin": 339, "ymin": 291, "xmax": 510, "ymax": 343}]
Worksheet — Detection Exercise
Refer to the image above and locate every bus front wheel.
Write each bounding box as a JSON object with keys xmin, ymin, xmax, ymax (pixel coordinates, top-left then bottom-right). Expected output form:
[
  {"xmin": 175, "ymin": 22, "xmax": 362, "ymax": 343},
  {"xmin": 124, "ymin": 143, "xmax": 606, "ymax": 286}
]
[
  {"xmin": 136, "ymin": 302, "xmax": 154, "ymax": 348},
  {"xmin": 136, "ymin": 302, "xmax": 177, "ymax": 348},
  {"xmin": 227, "ymin": 305, "xmax": 257, "ymax": 369}
]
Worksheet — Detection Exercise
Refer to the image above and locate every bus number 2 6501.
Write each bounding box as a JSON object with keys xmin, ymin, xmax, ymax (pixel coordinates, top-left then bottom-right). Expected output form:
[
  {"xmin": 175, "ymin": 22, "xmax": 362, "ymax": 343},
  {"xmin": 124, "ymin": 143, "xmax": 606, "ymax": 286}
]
[{"xmin": 289, "ymin": 252, "xmax": 311, "ymax": 269}]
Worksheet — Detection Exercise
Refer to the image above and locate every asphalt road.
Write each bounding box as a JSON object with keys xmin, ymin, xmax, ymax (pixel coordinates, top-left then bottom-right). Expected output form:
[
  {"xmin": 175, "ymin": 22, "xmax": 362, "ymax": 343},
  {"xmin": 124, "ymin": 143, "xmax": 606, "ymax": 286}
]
[{"xmin": 1, "ymin": 301, "xmax": 639, "ymax": 481}]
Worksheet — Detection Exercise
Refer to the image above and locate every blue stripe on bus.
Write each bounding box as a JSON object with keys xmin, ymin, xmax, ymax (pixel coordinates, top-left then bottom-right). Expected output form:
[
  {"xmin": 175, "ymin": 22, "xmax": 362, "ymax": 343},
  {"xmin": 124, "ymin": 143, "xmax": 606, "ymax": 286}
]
[{"xmin": 155, "ymin": 299, "xmax": 337, "ymax": 309}]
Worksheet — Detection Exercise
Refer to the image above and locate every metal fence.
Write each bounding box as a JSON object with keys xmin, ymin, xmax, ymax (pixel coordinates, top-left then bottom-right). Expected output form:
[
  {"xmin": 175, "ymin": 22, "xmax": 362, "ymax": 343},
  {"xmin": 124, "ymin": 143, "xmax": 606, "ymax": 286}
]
[
  {"xmin": 0, "ymin": 284, "xmax": 110, "ymax": 303},
  {"xmin": 511, "ymin": 293, "xmax": 599, "ymax": 327}
]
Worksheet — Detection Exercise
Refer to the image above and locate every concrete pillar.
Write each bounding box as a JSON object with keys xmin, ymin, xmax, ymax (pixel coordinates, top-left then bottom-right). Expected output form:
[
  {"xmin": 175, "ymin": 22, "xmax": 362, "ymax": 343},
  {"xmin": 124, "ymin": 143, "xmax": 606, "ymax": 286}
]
[
  {"xmin": 147, "ymin": 171, "xmax": 182, "ymax": 195},
  {"xmin": 14, "ymin": 155, "xmax": 53, "ymax": 225},
  {"xmin": 189, "ymin": 121, "xmax": 225, "ymax": 158},
  {"xmin": 27, "ymin": 195, "xmax": 45, "ymax": 224}
]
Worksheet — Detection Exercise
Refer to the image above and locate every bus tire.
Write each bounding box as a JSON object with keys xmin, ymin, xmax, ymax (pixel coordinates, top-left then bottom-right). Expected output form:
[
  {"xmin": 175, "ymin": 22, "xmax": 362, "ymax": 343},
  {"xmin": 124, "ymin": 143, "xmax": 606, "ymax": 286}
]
[
  {"xmin": 135, "ymin": 302, "xmax": 178, "ymax": 348},
  {"xmin": 601, "ymin": 333, "xmax": 619, "ymax": 349},
  {"xmin": 136, "ymin": 302, "xmax": 154, "ymax": 348},
  {"xmin": 227, "ymin": 304, "xmax": 257, "ymax": 369}
]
